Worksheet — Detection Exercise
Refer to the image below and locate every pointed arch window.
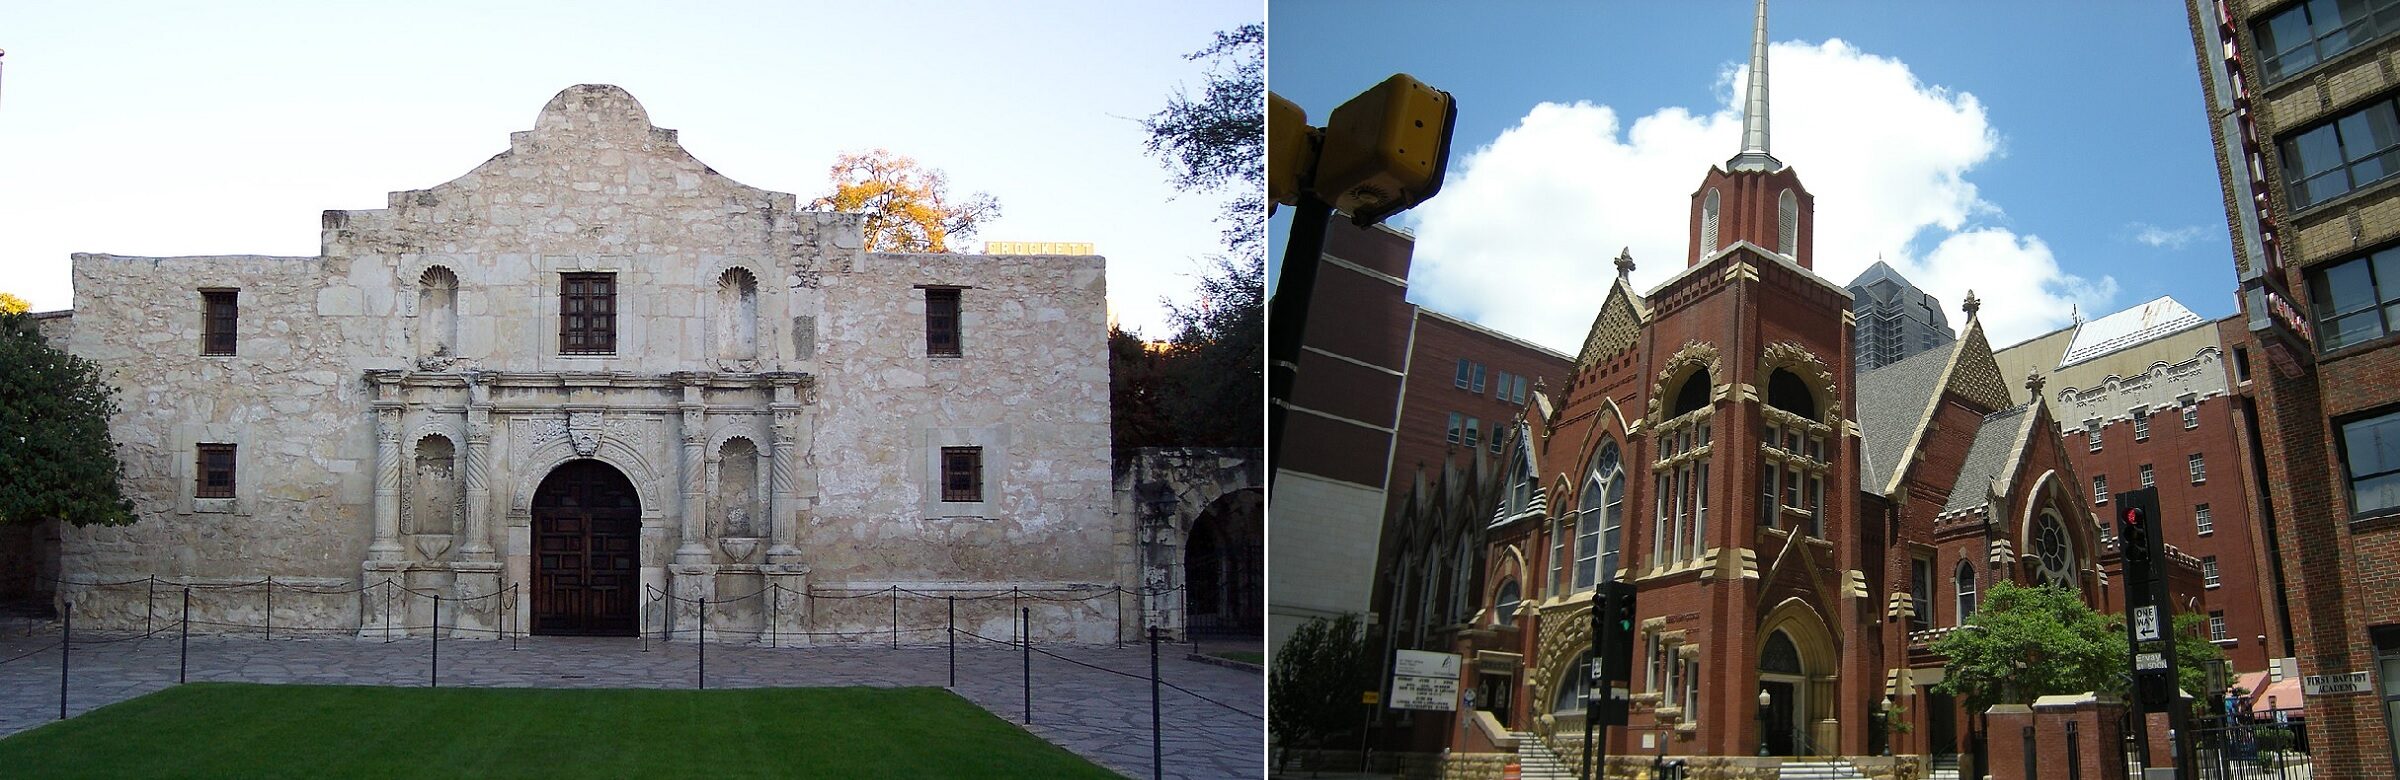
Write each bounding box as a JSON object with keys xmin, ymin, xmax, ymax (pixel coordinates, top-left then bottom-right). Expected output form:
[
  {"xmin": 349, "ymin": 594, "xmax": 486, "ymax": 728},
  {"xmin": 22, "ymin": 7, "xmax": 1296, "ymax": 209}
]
[
  {"xmin": 1760, "ymin": 368, "xmax": 1829, "ymax": 538},
  {"xmin": 1494, "ymin": 579, "xmax": 1521, "ymax": 627},
  {"xmin": 1700, "ymin": 188, "xmax": 1721, "ymax": 254},
  {"xmin": 1577, "ymin": 442, "xmax": 1625, "ymax": 590},
  {"xmin": 1507, "ymin": 432, "xmax": 1537, "ymax": 516},
  {"xmin": 1652, "ymin": 387, "xmax": 1712, "ymax": 569},
  {"xmin": 2031, "ymin": 508, "xmax": 2079, "ymax": 591},
  {"xmin": 1776, "ymin": 188, "xmax": 1799, "ymax": 256},
  {"xmin": 1954, "ymin": 561, "xmax": 1977, "ymax": 625}
]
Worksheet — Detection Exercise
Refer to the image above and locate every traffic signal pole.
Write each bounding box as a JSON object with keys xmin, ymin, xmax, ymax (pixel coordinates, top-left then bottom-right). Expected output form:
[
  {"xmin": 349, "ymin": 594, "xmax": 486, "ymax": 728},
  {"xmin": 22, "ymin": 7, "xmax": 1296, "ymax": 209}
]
[{"xmin": 1265, "ymin": 194, "xmax": 1333, "ymax": 487}]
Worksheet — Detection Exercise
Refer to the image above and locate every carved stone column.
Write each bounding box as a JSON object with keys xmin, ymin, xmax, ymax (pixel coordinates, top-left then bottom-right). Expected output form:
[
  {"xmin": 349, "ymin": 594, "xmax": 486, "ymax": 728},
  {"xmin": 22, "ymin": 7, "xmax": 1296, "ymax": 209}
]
[
  {"xmin": 766, "ymin": 374, "xmax": 806, "ymax": 564},
  {"xmin": 675, "ymin": 378, "xmax": 711, "ymax": 565},
  {"xmin": 369, "ymin": 372, "xmax": 405, "ymax": 562},
  {"xmin": 459, "ymin": 373, "xmax": 495, "ymax": 560}
]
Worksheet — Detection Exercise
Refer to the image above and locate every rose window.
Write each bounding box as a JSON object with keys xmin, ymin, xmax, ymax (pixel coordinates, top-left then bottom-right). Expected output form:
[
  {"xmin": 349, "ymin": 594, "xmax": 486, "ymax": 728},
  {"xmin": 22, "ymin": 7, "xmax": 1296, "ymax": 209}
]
[{"xmin": 2033, "ymin": 511, "xmax": 2076, "ymax": 591}]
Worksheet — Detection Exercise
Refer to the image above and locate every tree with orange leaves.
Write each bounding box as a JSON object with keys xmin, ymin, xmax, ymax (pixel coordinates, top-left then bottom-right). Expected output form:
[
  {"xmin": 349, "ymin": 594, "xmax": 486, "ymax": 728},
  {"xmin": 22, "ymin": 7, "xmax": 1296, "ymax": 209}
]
[{"xmin": 809, "ymin": 149, "xmax": 1001, "ymax": 253}]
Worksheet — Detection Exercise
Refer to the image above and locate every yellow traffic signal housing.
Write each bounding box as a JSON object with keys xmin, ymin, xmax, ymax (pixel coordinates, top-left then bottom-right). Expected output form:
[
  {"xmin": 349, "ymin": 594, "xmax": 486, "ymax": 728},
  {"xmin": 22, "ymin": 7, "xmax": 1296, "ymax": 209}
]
[
  {"xmin": 1267, "ymin": 92, "xmax": 1316, "ymax": 209},
  {"xmin": 1315, "ymin": 74, "xmax": 1457, "ymax": 226}
]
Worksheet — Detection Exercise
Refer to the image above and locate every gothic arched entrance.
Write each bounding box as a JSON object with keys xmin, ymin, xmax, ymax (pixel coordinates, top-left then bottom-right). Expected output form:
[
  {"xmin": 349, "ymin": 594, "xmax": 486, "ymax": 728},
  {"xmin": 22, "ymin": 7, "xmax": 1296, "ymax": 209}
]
[{"xmin": 531, "ymin": 459, "xmax": 641, "ymax": 636}]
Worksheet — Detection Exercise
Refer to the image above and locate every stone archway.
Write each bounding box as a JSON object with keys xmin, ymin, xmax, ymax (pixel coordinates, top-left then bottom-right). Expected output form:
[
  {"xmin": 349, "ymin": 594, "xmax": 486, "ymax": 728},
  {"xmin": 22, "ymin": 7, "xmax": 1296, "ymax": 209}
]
[
  {"xmin": 1113, "ymin": 447, "xmax": 1263, "ymax": 640},
  {"xmin": 531, "ymin": 459, "xmax": 641, "ymax": 636},
  {"xmin": 1184, "ymin": 488, "xmax": 1263, "ymax": 638},
  {"xmin": 1758, "ymin": 598, "xmax": 1841, "ymax": 756}
]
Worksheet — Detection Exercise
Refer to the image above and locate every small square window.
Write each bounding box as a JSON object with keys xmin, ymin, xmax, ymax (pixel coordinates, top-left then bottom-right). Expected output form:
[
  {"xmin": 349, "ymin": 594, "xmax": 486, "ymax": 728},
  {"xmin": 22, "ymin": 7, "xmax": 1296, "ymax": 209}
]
[
  {"xmin": 2203, "ymin": 556, "xmax": 2221, "ymax": 588},
  {"xmin": 559, "ymin": 273, "xmax": 617, "ymax": 354},
  {"xmin": 2197, "ymin": 503, "xmax": 2214, "ymax": 535},
  {"xmin": 2183, "ymin": 404, "xmax": 2201, "ymax": 430},
  {"xmin": 202, "ymin": 290, "xmax": 238, "ymax": 356},
  {"xmin": 196, "ymin": 444, "xmax": 236, "ymax": 499},
  {"xmin": 2139, "ymin": 464, "xmax": 2155, "ymax": 488},
  {"xmin": 2094, "ymin": 476, "xmax": 2110, "ymax": 504},
  {"xmin": 2133, "ymin": 409, "xmax": 2150, "ymax": 441},
  {"xmin": 940, "ymin": 446, "xmax": 982, "ymax": 502},
  {"xmin": 925, "ymin": 288, "xmax": 962, "ymax": 357},
  {"xmin": 2087, "ymin": 421, "xmax": 2103, "ymax": 453},
  {"xmin": 2189, "ymin": 454, "xmax": 2208, "ymax": 484},
  {"xmin": 2209, "ymin": 611, "xmax": 2229, "ymax": 642}
]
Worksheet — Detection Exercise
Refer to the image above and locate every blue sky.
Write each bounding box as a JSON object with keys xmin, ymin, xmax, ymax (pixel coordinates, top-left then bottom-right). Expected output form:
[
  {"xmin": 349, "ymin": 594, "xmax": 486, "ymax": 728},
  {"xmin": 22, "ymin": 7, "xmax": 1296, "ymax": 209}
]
[
  {"xmin": 0, "ymin": 1, "xmax": 1260, "ymax": 338},
  {"xmin": 1270, "ymin": 2, "xmax": 2231, "ymax": 353}
]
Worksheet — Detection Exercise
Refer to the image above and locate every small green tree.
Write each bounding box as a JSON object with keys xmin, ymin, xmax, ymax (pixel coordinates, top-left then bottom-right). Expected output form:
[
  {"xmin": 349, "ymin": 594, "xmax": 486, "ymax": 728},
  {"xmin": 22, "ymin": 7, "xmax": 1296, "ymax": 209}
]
[
  {"xmin": 1931, "ymin": 581, "xmax": 2121, "ymax": 711},
  {"xmin": 0, "ymin": 312, "xmax": 134, "ymax": 527},
  {"xmin": 2169, "ymin": 611, "xmax": 2227, "ymax": 714},
  {"xmin": 1269, "ymin": 613, "xmax": 1374, "ymax": 767}
]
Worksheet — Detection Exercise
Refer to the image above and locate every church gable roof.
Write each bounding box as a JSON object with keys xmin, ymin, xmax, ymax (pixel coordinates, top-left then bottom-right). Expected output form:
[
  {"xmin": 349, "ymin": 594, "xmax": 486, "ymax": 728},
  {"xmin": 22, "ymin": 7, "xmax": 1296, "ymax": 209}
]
[
  {"xmin": 1858, "ymin": 312, "xmax": 2011, "ymax": 495},
  {"xmin": 1857, "ymin": 342, "xmax": 1950, "ymax": 493},
  {"xmin": 1940, "ymin": 403, "xmax": 2033, "ymax": 513},
  {"xmin": 1574, "ymin": 279, "xmax": 1648, "ymax": 370}
]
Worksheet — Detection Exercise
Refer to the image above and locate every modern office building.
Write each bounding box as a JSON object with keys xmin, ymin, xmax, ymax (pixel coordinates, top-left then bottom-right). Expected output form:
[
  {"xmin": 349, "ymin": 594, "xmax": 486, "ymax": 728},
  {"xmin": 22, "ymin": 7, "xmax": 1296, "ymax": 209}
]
[
  {"xmin": 1846, "ymin": 261, "xmax": 1955, "ymax": 372},
  {"xmin": 2188, "ymin": 0, "xmax": 2400, "ymax": 773}
]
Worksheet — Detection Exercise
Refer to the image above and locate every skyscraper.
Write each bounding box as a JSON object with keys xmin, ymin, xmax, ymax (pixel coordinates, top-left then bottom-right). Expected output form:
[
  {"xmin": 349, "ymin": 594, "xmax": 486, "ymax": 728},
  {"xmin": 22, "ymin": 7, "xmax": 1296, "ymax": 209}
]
[{"xmin": 1846, "ymin": 260, "xmax": 1955, "ymax": 372}]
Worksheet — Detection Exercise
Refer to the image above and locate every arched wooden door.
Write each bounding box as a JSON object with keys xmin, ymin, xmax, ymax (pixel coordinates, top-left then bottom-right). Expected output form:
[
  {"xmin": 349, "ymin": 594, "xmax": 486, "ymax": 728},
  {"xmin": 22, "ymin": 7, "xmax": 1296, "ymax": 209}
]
[{"xmin": 532, "ymin": 459, "xmax": 640, "ymax": 636}]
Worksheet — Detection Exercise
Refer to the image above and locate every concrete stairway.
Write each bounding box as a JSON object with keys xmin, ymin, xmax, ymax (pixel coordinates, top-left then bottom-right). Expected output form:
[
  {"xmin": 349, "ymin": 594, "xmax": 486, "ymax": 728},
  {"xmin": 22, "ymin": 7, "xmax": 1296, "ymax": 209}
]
[
  {"xmin": 1508, "ymin": 731, "xmax": 1577, "ymax": 780},
  {"xmin": 1779, "ymin": 759, "xmax": 1869, "ymax": 780}
]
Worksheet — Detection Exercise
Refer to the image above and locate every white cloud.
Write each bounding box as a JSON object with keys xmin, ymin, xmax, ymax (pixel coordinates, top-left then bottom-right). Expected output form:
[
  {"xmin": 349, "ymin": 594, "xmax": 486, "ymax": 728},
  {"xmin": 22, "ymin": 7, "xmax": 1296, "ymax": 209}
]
[
  {"xmin": 2129, "ymin": 222, "xmax": 2205, "ymax": 249},
  {"xmin": 1402, "ymin": 39, "xmax": 2115, "ymax": 354}
]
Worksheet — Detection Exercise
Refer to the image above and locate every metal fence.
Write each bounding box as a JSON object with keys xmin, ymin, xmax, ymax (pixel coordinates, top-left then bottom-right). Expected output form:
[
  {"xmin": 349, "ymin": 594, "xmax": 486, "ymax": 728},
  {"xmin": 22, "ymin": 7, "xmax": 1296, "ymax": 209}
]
[{"xmin": 1, "ymin": 577, "xmax": 1258, "ymax": 780}]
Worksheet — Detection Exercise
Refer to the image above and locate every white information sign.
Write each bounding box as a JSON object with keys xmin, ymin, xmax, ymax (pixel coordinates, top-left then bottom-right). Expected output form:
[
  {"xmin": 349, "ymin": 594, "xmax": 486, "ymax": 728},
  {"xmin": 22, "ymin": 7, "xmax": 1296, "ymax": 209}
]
[
  {"xmin": 1394, "ymin": 650, "xmax": 1462, "ymax": 679},
  {"xmin": 2135, "ymin": 652, "xmax": 2167, "ymax": 671},
  {"xmin": 2132, "ymin": 605, "xmax": 2162, "ymax": 642},
  {"xmin": 2305, "ymin": 671, "xmax": 2373, "ymax": 696},
  {"xmin": 1390, "ymin": 674, "xmax": 1461, "ymax": 711},
  {"xmin": 1389, "ymin": 650, "xmax": 1464, "ymax": 712}
]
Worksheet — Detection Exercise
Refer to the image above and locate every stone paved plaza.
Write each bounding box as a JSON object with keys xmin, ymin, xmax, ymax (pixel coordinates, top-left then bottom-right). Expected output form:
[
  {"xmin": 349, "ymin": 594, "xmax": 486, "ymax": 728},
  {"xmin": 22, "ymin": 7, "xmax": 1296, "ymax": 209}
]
[{"xmin": 0, "ymin": 627, "xmax": 1262, "ymax": 779}]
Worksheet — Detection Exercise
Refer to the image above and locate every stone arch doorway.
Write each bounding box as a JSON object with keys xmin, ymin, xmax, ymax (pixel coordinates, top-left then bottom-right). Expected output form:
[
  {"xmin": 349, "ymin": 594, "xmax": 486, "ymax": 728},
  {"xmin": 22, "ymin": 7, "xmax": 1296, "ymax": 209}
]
[
  {"xmin": 1757, "ymin": 599, "xmax": 1841, "ymax": 756},
  {"xmin": 532, "ymin": 459, "xmax": 641, "ymax": 636},
  {"xmin": 1184, "ymin": 488, "xmax": 1262, "ymax": 638}
]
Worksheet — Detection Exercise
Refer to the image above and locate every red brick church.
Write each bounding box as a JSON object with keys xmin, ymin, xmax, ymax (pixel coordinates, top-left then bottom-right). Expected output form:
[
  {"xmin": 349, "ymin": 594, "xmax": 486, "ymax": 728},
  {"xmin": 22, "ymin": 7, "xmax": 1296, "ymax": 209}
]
[{"xmin": 1432, "ymin": 2, "xmax": 2195, "ymax": 774}]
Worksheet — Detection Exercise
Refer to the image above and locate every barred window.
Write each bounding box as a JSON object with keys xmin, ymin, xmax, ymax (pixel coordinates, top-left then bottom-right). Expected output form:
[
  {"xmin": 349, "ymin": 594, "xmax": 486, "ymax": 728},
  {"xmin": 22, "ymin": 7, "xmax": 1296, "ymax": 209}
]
[
  {"xmin": 940, "ymin": 446, "xmax": 982, "ymax": 502},
  {"xmin": 196, "ymin": 444, "xmax": 236, "ymax": 499},
  {"xmin": 559, "ymin": 273, "xmax": 617, "ymax": 354},
  {"xmin": 202, "ymin": 290, "xmax": 238, "ymax": 356},
  {"xmin": 925, "ymin": 287, "xmax": 962, "ymax": 357}
]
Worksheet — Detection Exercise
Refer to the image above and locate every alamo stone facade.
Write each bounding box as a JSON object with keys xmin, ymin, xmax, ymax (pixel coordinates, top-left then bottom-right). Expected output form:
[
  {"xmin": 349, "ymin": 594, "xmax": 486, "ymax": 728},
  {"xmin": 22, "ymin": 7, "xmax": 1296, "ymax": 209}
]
[{"xmin": 43, "ymin": 85, "xmax": 1124, "ymax": 643}]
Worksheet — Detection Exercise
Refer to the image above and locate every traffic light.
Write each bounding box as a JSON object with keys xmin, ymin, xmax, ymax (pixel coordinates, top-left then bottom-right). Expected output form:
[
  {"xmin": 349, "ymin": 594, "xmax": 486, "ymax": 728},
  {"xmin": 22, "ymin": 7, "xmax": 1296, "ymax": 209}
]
[
  {"xmin": 1590, "ymin": 581, "xmax": 1638, "ymax": 726},
  {"xmin": 2116, "ymin": 487, "xmax": 2165, "ymax": 604},
  {"xmin": 1316, "ymin": 73, "xmax": 1458, "ymax": 226},
  {"xmin": 1266, "ymin": 93, "xmax": 1317, "ymax": 210}
]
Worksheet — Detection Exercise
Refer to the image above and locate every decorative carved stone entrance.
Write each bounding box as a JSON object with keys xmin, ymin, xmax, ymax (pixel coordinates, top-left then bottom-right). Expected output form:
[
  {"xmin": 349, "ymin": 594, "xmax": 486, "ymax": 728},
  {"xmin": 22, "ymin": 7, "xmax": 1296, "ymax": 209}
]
[{"xmin": 532, "ymin": 459, "xmax": 640, "ymax": 636}]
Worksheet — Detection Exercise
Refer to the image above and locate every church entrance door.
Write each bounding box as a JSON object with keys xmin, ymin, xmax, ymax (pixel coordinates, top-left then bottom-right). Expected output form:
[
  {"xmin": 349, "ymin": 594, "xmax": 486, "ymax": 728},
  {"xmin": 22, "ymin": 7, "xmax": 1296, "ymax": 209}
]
[{"xmin": 531, "ymin": 459, "xmax": 640, "ymax": 636}]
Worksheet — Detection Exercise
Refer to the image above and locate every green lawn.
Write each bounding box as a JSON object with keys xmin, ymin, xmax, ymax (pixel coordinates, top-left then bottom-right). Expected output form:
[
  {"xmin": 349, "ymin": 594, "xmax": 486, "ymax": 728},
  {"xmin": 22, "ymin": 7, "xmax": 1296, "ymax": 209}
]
[{"xmin": 0, "ymin": 683, "xmax": 1120, "ymax": 779}]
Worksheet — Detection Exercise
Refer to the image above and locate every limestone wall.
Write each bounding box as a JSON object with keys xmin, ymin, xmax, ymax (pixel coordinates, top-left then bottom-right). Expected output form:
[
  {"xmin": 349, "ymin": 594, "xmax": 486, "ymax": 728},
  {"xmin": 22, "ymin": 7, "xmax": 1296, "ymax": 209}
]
[{"xmin": 51, "ymin": 84, "xmax": 1118, "ymax": 641}]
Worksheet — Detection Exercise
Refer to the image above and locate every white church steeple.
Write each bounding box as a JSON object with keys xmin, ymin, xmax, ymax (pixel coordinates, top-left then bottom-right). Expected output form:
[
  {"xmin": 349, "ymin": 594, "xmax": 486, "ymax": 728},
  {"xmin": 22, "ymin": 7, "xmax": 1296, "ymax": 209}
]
[{"xmin": 1725, "ymin": 0, "xmax": 1783, "ymax": 173}]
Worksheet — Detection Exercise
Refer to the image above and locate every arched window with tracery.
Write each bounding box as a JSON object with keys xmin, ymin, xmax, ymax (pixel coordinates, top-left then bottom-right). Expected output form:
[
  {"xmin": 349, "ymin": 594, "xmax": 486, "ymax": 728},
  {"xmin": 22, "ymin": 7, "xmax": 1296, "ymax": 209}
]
[
  {"xmin": 2031, "ymin": 508, "xmax": 2079, "ymax": 591},
  {"xmin": 1577, "ymin": 441, "xmax": 1625, "ymax": 590},
  {"xmin": 1760, "ymin": 367, "xmax": 1829, "ymax": 537},
  {"xmin": 1654, "ymin": 370, "xmax": 1713, "ymax": 569}
]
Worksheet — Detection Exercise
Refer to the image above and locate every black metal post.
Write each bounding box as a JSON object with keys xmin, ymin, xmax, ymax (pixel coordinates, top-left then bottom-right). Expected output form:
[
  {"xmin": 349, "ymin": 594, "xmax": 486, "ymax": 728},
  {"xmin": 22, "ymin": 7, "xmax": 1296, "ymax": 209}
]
[
  {"xmin": 769, "ymin": 584, "xmax": 779, "ymax": 649},
  {"xmin": 1012, "ymin": 587, "xmax": 1021, "ymax": 646},
  {"xmin": 145, "ymin": 577, "xmax": 154, "ymax": 636},
  {"xmin": 510, "ymin": 584, "xmax": 519, "ymax": 652},
  {"xmin": 383, "ymin": 579, "xmax": 394, "ymax": 644},
  {"xmin": 179, "ymin": 588, "xmax": 190, "ymax": 684},
  {"xmin": 1267, "ymin": 194, "xmax": 1334, "ymax": 484},
  {"xmin": 890, "ymin": 586, "xmax": 898, "ymax": 649},
  {"xmin": 2066, "ymin": 720, "xmax": 2082, "ymax": 780},
  {"xmin": 947, "ymin": 595, "xmax": 957, "ymax": 689},
  {"xmin": 1115, "ymin": 586, "xmax": 1123, "ymax": 649},
  {"xmin": 1021, "ymin": 606, "xmax": 1032, "ymax": 723},
  {"xmin": 58, "ymin": 601, "xmax": 70, "ymax": 720},
  {"xmin": 430, "ymin": 593, "xmax": 440, "ymax": 688},
  {"xmin": 699, "ymin": 595, "xmax": 708, "ymax": 690},
  {"xmin": 642, "ymin": 587, "xmax": 651, "ymax": 653},
  {"xmin": 1150, "ymin": 627, "xmax": 1164, "ymax": 780},
  {"xmin": 263, "ymin": 577, "xmax": 273, "ymax": 641},
  {"xmin": 2021, "ymin": 725, "xmax": 2036, "ymax": 780}
]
